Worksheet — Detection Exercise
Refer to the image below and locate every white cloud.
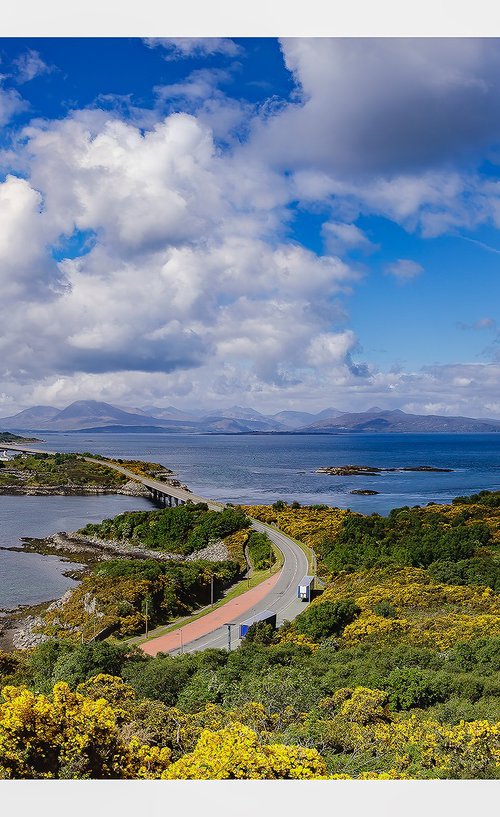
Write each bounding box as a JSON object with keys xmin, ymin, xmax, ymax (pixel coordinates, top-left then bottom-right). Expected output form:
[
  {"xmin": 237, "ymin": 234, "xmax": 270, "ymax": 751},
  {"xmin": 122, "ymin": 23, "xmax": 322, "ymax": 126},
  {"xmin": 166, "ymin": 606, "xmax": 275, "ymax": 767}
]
[
  {"xmin": 322, "ymin": 221, "xmax": 376, "ymax": 255},
  {"xmin": 13, "ymin": 50, "xmax": 54, "ymax": 83},
  {"xmin": 144, "ymin": 38, "xmax": 240, "ymax": 59},
  {"xmin": 1, "ymin": 39, "xmax": 500, "ymax": 418},
  {"xmin": 385, "ymin": 259, "xmax": 424, "ymax": 281},
  {"xmin": 0, "ymin": 81, "xmax": 26, "ymax": 126}
]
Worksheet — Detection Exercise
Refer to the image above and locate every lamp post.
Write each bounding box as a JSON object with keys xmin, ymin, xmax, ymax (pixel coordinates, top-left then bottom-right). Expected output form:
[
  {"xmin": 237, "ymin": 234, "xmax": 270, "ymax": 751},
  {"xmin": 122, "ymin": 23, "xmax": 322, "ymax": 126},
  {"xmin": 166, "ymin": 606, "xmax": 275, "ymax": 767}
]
[{"xmin": 224, "ymin": 622, "xmax": 237, "ymax": 651}]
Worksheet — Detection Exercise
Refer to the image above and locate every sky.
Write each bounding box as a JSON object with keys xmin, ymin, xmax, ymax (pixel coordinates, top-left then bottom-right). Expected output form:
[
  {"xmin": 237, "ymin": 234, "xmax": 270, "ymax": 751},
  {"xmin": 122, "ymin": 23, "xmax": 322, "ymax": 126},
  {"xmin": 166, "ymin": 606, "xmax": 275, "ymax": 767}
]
[{"xmin": 0, "ymin": 37, "xmax": 499, "ymax": 418}]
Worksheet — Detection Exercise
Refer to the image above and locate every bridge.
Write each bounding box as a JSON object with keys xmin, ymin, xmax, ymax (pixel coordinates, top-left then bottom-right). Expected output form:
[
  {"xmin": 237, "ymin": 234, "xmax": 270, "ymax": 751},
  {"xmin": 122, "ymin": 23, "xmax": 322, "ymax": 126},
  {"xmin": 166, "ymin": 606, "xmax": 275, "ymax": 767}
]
[
  {"xmin": 2, "ymin": 443, "xmax": 311, "ymax": 654},
  {"xmin": 1, "ymin": 444, "xmax": 222, "ymax": 510}
]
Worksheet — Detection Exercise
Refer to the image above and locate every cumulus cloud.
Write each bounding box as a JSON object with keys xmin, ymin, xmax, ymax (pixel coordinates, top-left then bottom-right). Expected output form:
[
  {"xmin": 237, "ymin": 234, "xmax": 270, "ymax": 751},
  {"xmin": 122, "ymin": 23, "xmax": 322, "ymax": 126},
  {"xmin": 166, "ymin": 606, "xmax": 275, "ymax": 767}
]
[
  {"xmin": 385, "ymin": 259, "xmax": 424, "ymax": 282},
  {"xmin": 253, "ymin": 38, "xmax": 500, "ymax": 176},
  {"xmin": 1, "ymin": 39, "xmax": 499, "ymax": 418},
  {"xmin": 144, "ymin": 38, "xmax": 240, "ymax": 59},
  {"xmin": 0, "ymin": 105, "xmax": 362, "ymax": 411}
]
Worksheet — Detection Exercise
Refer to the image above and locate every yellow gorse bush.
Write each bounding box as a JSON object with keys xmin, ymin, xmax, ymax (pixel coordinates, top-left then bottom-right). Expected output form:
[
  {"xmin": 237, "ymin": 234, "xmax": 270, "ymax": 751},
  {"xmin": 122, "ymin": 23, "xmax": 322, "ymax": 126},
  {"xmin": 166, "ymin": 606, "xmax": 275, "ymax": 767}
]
[
  {"xmin": 243, "ymin": 505, "xmax": 348, "ymax": 550},
  {"xmin": 163, "ymin": 722, "xmax": 327, "ymax": 779}
]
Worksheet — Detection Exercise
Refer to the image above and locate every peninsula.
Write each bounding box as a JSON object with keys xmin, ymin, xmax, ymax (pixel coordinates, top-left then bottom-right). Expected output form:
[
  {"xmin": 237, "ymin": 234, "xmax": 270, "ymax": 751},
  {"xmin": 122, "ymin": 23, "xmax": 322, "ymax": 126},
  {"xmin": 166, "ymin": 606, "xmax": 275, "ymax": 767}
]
[{"xmin": 0, "ymin": 451, "xmax": 185, "ymax": 496}]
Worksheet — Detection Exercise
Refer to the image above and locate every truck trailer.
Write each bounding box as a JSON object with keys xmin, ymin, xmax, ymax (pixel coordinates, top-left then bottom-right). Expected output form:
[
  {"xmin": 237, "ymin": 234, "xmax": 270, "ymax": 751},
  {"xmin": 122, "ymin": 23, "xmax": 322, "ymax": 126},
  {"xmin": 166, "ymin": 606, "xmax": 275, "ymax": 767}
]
[
  {"xmin": 239, "ymin": 609, "xmax": 277, "ymax": 639},
  {"xmin": 297, "ymin": 575, "xmax": 315, "ymax": 602}
]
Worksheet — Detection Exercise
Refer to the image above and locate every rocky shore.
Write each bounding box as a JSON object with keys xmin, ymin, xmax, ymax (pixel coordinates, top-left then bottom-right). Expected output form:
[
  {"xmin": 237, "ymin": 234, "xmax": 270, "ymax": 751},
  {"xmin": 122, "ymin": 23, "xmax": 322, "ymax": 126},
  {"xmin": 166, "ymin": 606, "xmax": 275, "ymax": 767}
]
[{"xmin": 0, "ymin": 478, "xmax": 150, "ymax": 497}]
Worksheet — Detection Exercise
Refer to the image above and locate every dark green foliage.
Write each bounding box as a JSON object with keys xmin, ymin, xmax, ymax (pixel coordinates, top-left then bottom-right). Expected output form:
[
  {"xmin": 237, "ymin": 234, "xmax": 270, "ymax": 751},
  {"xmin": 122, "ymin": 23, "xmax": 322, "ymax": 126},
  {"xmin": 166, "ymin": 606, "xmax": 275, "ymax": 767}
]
[
  {"xmin": 123, "ymin": 654, "xmax": 198, "ymax": 705},
  {"xmin": 384, "ymin": 668, "xmax": 453, "ymax": 710},
  {"xmin": 373, "ymin": 599, "xmax": 397, "ymax": 618},
  {"xmin": 80, "ymin": 503, "xmax": 249, "ymax": 555},
  {"xmin": 21, "ymin": 640, "xmax": 138, "ymax": 692},
  {"xmin": 4, "ymin": 452, "xmax": 126, "ymax": 487},
  {"xmin": 242, "ymin": 621, "xmax": 276, "ymax": 645},
  {"xmin": 294, "ymin": 599, "xmax": 360, "ymax": 641},
  {"xmin": 427, "ymin": 555, "xmax": 500, "ymax": 590},
  {"xmin": 318, "ymin": 506, "xmax": 492, "ymax": 572},
  {"xmin": 247, "ymin": 531, "xmax": 275, "ymax": 570},
  {"xmin": 50, "ymin": 641, "xmax": 135, "ymax": 688},
  {"xmin": 452, "ymin": 491, "xmax": 500, "ymax": 508}
]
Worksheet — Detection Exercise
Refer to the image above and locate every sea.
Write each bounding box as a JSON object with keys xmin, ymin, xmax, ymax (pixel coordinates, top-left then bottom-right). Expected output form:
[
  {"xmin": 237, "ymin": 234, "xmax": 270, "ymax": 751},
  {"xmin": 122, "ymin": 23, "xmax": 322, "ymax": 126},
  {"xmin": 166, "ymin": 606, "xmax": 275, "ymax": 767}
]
[{"xmin": 1, "ymin": 432, "xmax": 499, "ymax": 610}]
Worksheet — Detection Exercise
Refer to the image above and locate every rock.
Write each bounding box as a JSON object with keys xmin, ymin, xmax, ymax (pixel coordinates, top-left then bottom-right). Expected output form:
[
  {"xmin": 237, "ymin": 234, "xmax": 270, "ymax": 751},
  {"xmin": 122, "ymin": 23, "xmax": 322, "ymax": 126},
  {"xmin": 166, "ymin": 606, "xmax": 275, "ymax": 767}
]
[
  {"xmin": 186, "ymin": 540, "xmax": 229, "ymax": 562},
  {"xmin": 12, "ymin": 615, "xmax": 49, "ymax": 649},
  {"xmin": 317, "ymin": 464, "xmax": 453, "ymax": 476}
]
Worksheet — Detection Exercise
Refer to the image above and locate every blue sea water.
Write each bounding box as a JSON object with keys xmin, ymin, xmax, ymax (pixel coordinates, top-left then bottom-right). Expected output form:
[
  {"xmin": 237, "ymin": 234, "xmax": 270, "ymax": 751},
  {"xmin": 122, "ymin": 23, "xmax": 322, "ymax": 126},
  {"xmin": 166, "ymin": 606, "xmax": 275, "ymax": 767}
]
[{"xmin": 1, "ymin": 432, "xmax": 499, "ymax": 608}]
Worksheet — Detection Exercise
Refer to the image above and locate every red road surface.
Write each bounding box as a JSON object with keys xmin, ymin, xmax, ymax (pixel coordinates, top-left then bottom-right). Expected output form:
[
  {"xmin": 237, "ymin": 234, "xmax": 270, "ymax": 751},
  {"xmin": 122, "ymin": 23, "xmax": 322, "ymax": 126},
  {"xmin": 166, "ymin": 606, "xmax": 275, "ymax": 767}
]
[{"xmin": 141, "ymin": 570, "xmax": 281, "ymax": 656}]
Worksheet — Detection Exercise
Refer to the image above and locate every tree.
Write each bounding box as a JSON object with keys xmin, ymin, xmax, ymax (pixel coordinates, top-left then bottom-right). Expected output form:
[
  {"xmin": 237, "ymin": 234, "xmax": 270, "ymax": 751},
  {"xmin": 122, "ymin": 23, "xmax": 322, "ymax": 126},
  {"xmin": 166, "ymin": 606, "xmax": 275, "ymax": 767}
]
[{"xmin": 294, "ymin": 600, "xmax": 360, "ymax": 641}]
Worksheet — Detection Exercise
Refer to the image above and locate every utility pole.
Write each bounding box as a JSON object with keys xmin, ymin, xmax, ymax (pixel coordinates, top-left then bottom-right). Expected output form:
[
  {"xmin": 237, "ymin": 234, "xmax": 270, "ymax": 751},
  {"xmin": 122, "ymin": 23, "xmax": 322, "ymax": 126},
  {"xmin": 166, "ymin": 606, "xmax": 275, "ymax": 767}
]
[
  {"xmin": 210, "ymin": 574, "xmax": 214, "ymax": 608},
  {"xmin": 180, "ymin": 627, "xmax": 184, "ymax": 654},
  {"xmin": 145, "ymin": 598, "xmax": 148, "ymax": 637},
  {"xmin": 225, "ymin": 623, "xmax": 232, "ymax": 651}
]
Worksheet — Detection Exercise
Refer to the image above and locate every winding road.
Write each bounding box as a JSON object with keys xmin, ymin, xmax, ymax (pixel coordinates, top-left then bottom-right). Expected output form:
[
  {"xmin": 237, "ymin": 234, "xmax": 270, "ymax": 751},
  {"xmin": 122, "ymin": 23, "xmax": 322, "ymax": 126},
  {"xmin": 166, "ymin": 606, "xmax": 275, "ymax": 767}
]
[{"xmin": 5, "ymin": 443, "xmax": 312, "ymax": 654}]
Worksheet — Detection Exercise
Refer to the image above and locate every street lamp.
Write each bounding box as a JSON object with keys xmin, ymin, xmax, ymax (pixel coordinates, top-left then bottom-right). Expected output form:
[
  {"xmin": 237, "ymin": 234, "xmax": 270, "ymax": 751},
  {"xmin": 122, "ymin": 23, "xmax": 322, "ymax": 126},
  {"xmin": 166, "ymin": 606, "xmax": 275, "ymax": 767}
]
[{"xmin": 224, "ymin": 622, "xmax": 237, "ymax": 651}]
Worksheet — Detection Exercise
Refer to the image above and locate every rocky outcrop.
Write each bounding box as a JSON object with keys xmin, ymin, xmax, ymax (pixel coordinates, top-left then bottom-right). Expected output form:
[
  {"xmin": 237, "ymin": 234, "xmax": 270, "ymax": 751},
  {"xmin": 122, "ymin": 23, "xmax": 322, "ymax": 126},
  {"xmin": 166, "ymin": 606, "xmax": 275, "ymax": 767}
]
[
  {"xmin": 317, "ymin": 464, "xmax": 453, "ymax": 476},
  {"xmin": 186, "ymin": 540, "xmax": 229, "ymax": 562},
  {"xmin": 0, "ymin": 479, "xmax": 150, "ymax": 497},
  {"xmin": 12, "ymin": 615, "xmax": 50, "ymax": 649}
]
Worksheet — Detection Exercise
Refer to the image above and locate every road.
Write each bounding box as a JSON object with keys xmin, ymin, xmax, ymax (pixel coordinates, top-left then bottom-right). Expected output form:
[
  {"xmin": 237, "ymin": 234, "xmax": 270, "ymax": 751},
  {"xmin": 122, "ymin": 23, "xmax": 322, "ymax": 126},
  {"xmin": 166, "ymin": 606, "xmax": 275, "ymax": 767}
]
[
  {"xmin": 4, "ymin": 443, "xmax": 312, "ymax": 654},
  {"xmin": 145, "ymin": 521, "xmax": 309, "ymax": 656}
]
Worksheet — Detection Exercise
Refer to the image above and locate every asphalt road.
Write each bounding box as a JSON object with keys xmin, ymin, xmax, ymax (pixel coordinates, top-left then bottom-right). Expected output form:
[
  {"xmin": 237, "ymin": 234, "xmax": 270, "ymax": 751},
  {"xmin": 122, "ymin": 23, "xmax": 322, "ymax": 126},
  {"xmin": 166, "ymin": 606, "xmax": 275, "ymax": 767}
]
[{"xmin": 166, "ymin": 521, "xmax": 309, "ymax": 655}]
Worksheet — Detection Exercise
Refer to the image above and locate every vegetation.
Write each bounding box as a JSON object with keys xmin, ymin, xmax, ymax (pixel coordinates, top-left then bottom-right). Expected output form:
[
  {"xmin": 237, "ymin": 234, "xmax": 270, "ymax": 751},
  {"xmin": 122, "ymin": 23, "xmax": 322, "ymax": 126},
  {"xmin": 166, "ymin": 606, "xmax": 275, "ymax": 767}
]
[
  {"xmin": 40, "ymin": 558, "xmax": 241, "ymax": 640},
  {"xmin": 0, "ymin": 433, "xmax": 40, "ymax": 443},
  {"xmin": 0, "ymin": 452, "xmax": 127, "ymax": 488},
  {"xmin": 82, "ymin": 454, "xmax": 176, "ymax": 483},
  {"xmin": 80, "ymin": 503, "xmax": 250, "ymax": 555},
  {"xmin": 247, "ymin": 531, "xmax": 275, "ymax": 570},
  {"xmin": 1, "ymin": 490, "xmax": 499, "ymax": 778}
]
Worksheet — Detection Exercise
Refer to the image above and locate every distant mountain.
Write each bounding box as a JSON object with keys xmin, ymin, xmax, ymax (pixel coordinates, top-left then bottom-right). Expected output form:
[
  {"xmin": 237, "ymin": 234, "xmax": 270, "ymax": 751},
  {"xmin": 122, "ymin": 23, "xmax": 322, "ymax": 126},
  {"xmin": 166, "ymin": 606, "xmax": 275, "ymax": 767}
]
[
  {"xmin": 299, "ymin": 409, "xmax": 500, "ymax": 433},
  {"xmin": 1, "ymin": 402, "xmax": 499, "ymax": 434},
  {"xmin": 270, "ymin": 410, "xmax": 319, "ymax": 428},
  {"xmin": 313, "ymin": 407, "xmax": 344, "ymax": 420},
  {"xmin": 0, "ymin": 405, "xmax": 60, "ymax": 430},
  {"xmin": 199, "ymin": 414, "xmax": 286, "ymax": 433},
  {"xmin": 140, "ymin": 405, "xmax": 198, "ymax": 421},
  {"xmin": 0, "ymin": 400, "xmax": 196, "ymax": 432}
]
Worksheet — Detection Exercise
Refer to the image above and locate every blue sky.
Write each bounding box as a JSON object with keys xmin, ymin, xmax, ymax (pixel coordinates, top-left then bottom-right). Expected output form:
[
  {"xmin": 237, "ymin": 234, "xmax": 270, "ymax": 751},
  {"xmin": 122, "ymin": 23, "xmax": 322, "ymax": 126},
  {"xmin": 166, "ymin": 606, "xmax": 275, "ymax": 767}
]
[{"xmin": 0, "ymin": 37, "xmax": 499, "ymax": 417}]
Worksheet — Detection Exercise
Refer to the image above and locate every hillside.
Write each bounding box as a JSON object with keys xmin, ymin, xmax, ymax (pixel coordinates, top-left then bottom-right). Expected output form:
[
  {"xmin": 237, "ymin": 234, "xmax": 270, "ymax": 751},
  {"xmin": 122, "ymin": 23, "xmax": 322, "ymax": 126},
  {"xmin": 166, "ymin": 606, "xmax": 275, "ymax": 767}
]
[{"xmin": 300, "ymin": 408, "xmax": 500, "ymax": 433}]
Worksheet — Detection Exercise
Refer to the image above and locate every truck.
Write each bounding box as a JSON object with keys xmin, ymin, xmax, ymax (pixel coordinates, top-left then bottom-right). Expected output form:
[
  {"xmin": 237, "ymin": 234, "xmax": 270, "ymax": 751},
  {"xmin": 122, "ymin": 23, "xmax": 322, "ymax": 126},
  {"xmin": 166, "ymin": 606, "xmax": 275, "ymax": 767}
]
[
  {"xmin": 239, "ymin": 609, "xmax": 277, "ymax": 639},
  {"xmin": 297, "ymin": 575, "xmax": 315, "ymax": 602}
]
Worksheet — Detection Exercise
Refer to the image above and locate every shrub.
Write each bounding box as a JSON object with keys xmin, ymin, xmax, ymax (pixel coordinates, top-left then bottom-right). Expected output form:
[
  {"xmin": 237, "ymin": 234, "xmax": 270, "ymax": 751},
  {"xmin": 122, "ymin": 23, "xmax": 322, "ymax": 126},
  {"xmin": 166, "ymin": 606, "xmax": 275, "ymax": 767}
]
[{"xmin": 294, "ymin": 600, "xmax": 361, "ymax": 641}]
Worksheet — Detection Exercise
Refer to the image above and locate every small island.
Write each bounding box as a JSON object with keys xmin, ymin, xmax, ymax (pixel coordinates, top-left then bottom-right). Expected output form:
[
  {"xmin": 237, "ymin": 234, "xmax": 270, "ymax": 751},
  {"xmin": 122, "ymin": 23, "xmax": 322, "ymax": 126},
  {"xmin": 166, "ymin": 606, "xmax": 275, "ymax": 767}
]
[
  {"xmin": 350, "ymin": 489, "xmax": 380, "ymax": 495},
  {"xmin": 317, "ymin": 464, "xmax": 453, "ymax": 476}
]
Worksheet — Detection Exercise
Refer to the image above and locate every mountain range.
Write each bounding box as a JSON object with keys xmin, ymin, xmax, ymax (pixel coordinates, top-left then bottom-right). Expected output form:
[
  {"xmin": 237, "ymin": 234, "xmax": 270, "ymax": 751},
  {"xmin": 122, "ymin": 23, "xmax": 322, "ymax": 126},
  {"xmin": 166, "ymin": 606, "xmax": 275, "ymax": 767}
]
[{"xmin": 0, "ymin": 400, "xmax": 500, "ymax": 434}]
